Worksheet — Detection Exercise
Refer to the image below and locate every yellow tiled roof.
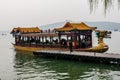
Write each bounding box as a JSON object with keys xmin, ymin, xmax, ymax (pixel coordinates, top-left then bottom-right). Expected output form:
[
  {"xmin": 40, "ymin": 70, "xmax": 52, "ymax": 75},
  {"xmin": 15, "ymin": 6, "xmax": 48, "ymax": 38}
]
[
  {"xmin": 54, "ymin": 22, "xmax": 96, "ymax": 31},
  {"xmin": 10, "ymin": 27, "xmax": 41, "ymax": 33}
]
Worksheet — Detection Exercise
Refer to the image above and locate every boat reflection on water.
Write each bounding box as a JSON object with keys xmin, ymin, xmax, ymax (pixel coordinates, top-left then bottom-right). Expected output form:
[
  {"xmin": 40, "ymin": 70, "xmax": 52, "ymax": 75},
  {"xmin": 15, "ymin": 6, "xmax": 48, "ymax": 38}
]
[{"xmin": 13, "ymin": 50, "xmax": 120, "ymax": 80}]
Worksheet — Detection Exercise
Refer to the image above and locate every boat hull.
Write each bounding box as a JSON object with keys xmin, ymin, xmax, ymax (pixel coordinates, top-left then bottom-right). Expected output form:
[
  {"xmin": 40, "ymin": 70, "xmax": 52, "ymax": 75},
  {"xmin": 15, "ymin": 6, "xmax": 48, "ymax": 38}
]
[
  {"xmin": 83, "ymin": 43, "xmax": 109, "ymax": 53},
  {"xmin": 14, "ymin": 45, "xmax": 42, "ymax": 52},
  {"xmin": 13, "ymin": 43, "xmax": 108, "ymax": 53},
  {"xmin": 13, "ymin": 45, "xmax": 66, "ymax": 52}
]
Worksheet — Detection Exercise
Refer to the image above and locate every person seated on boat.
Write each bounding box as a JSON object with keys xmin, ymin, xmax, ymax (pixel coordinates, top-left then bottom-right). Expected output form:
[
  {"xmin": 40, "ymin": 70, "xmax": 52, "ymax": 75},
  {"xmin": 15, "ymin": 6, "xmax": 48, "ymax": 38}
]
[
  {"xmin": 30, "ymin": 37, "xmax": 35, "ymax": 44},
  {"xmin": 15, "ymin": 38, "xmax": 20, "ymax": 45},
  {"xmin": 87, "ymin": 40, "xmax": 91, "ymax": 48},
  {"xmin": 60, "ymin": 39, "xmax": 67, "ymax": 46},
  {"xmin": 80, "ymin": 39, "xmax": 88, "ymax": 48},
  {"xmin": 53, "ymin": 39, "xmax": 58, "ymax": 44},
  {"xmin": 45, "ymin": 39, "xmax": 49, "ymax": 44},
  {"xmin": 86, "ymin": 36, "xmax": 92, "ymax": 48}
]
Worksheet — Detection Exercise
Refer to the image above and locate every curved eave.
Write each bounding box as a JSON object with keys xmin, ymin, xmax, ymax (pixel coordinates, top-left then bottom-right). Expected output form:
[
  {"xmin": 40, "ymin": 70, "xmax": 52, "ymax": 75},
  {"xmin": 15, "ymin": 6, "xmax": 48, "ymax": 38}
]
[
  {"xmin": 55, "ymin": 28, "xmax": 95, "ymax": 32},
  {"xmin": 54, "ymin": 28, "xmax": 73, "ymax": 32}
]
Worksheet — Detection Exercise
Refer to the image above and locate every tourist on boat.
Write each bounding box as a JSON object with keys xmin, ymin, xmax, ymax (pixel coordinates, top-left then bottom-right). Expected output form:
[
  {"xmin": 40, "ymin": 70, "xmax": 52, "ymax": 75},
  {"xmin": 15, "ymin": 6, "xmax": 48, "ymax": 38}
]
[
  {"xmin": 81, "ymin": 38, "xmax": 88, "ymax": 48},
  {"xmin": 60, "ymin": 38, "xmax": 67, "ymax": 47},
  {"xmin": 46, "ymin": 39, "xmax": 49, "ymax": 44},
  {"xmin": 53, "ymin": 39, "xmax": 58, "ymax": 44}
]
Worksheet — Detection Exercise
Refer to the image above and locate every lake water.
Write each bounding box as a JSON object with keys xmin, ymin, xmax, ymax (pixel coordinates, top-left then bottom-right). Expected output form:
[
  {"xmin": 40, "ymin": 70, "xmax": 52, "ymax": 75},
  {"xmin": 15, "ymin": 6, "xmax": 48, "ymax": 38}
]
[{"xmin": 0, "ymin": 31, "xmax": 120, "ymax": 80}]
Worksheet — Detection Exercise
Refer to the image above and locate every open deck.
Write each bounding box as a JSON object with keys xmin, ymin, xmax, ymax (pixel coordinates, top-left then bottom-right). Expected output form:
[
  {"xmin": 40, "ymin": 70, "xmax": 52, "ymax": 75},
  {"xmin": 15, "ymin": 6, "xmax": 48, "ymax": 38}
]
[{"xmin": 33, "ymin": 50, "xmax": 120, "ymax": 65}]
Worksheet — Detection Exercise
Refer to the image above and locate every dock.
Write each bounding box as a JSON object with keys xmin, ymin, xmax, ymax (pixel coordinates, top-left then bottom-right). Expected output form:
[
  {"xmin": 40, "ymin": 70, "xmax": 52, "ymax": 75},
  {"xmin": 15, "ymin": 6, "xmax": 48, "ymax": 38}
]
[{"xmin": 33, "ymin": 50, "xmax": 120, "ymax": 65}]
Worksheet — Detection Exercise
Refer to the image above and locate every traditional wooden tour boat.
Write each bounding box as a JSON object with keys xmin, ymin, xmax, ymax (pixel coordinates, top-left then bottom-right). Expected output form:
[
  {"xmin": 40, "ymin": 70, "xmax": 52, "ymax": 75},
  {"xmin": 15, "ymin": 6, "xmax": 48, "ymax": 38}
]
[{"xmin": 10, "ymin": 22, "xmax": 111, "ymax": 53}]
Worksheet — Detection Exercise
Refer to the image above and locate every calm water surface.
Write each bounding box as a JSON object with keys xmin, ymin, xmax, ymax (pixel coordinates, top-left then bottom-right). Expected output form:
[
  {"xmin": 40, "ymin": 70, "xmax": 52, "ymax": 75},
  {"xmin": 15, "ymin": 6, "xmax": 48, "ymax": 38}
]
[{"xmin": 0, "ymin": 31, "xmax": 120, "ymax": 80}]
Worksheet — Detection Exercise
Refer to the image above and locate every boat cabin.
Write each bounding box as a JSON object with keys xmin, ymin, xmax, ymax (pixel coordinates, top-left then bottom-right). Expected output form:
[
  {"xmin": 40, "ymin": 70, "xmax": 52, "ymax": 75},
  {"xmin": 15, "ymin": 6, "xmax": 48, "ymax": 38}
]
[{"xmin": 54, "ymin": 22, "xmax": 96, "ymax": 49}]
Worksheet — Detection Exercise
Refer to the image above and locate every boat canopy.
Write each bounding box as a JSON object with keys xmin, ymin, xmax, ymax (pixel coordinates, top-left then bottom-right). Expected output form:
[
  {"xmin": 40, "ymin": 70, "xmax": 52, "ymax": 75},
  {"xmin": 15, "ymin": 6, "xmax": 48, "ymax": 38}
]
[
  {"xmin": 10, "ymin": 27, "xmax": 41, "ymax": 34},
  {"xmin": 21, "ymin": 33, "xmax": 58, "ymax": 37},
  {"xmin": 54, "ymin": 22, "xmax": 96, "ymax": 31}
]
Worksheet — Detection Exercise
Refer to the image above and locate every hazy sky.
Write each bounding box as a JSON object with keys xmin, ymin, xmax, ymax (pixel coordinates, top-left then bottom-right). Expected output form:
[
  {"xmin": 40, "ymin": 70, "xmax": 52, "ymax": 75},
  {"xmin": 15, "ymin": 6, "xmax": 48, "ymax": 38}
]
[{"xmin": 0, "ymin": 0, "xmax": 120, "ymax": 31}]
